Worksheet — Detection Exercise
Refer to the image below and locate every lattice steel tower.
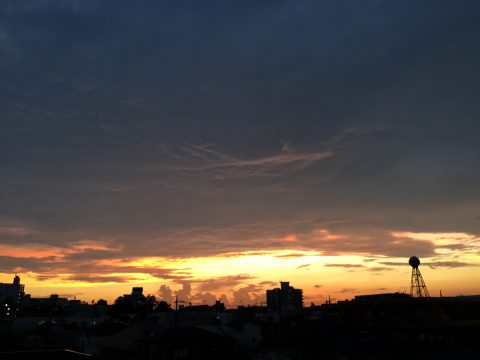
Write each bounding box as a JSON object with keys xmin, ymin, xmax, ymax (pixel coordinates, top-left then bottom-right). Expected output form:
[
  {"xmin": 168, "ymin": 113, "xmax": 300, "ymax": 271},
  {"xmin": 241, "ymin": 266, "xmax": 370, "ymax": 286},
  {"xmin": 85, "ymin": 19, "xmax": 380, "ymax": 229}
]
[{"xmin": 409, "ymin": 256, "xmax": 430, "ymax": 298}]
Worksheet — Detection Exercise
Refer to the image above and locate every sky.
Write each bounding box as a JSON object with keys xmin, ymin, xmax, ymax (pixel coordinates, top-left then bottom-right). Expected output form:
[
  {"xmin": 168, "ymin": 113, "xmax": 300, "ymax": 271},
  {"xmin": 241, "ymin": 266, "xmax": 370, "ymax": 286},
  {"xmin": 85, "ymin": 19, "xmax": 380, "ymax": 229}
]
[{"xmin": 1, "ymin": 0, "xmax": 480, "ymax": 306}]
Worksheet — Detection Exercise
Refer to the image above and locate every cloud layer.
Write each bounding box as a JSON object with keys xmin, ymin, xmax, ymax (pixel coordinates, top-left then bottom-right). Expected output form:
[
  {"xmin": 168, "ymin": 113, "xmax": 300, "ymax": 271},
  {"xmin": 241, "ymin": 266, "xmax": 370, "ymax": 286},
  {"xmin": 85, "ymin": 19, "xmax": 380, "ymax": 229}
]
[{"xmin": 1, "ymin": 1, "xmax": 480, "ymax": 299}]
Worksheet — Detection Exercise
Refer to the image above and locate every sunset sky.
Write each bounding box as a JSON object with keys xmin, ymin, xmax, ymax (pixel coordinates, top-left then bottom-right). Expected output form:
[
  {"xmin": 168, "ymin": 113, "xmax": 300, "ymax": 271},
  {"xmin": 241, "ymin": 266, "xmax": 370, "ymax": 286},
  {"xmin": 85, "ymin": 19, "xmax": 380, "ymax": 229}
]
[{"xmin": 1, "ymin": 0, "xmax": 480, "ymax": 306}]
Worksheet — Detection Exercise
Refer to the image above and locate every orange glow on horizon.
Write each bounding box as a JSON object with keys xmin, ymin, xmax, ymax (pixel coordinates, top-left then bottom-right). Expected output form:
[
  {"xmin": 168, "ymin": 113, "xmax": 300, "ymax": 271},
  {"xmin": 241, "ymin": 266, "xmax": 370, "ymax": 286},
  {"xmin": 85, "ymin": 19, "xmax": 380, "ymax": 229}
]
[
  {"xmin": 1, "ymin": 241, "xmax": 479, "ymax": 306},
  {"xmin": 1, "ymin": 231, "xmax": 479, "ymax": 306}
]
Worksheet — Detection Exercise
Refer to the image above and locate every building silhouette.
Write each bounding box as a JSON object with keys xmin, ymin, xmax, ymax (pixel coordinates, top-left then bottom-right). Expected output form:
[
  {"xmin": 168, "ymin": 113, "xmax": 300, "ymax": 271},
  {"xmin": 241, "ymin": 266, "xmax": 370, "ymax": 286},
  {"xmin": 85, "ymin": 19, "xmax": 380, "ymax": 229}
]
[
  {"xmin": 0, "ymin": 275, "xmax": 25, "ymax": 318},
  {"xmin": 266, "ymin": 281, "xmax": 303, "ymax": 313}
]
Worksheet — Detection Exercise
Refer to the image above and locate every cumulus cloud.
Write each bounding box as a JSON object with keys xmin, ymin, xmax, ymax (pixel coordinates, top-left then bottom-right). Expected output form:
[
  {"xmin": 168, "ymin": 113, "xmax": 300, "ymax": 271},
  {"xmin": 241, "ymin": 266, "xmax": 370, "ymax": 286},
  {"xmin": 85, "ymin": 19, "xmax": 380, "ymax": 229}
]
[
  {"xmin": 219, "ymin": 294, "xmax": 230, "ymax": 306},
  {"xmin": 191, "ymin": 292, "xmax": 217, "ymax": 305},
  {"xmin": 232, "ymin": 284, "xmax": 264, "ymax": 306},
  {"xmin": 175, "ymin": 282, "xmax": 192, "ymax": 303},
  {"xmin": 158, "ymin": 285, "xmax": 175, "ymax": 303},
  {"xmin": 158, "ymin": 279, "xmax": 232, "ymax": 306}
]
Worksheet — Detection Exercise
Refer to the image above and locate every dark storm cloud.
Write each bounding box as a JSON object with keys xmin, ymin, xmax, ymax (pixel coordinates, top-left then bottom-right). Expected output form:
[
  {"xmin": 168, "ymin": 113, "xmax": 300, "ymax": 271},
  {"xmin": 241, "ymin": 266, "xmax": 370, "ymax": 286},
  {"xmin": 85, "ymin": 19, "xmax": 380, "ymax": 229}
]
[{"xmin": 1, "ymin": 0, "xmax": 480, "ymax": 272}]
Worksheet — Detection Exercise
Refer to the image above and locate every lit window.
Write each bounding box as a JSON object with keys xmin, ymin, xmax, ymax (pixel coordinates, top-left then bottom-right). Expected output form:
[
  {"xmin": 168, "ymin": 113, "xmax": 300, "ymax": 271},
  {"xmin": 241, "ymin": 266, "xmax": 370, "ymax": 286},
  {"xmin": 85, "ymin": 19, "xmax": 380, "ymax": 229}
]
[{"xmin": 173, "ymin": 348, "xmax": 188, "ymax": 359}]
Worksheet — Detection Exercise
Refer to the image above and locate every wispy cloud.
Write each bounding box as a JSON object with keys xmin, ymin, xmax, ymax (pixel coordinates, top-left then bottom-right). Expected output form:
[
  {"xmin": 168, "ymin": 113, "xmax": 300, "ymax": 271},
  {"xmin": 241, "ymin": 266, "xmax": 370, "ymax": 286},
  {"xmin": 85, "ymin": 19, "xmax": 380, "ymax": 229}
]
[
  {"xmin": 379, "ymin": 260, "xmax": 478, "ymax": 268},
  {"xmin": 0, "ymin": 225, "xmax": 35, "ymax": 237},
  {"xmin": 0, "ymin": 239, "xmax": 121, "ymax": 259},
  {"xmin": 391, "ymin": 231, "xmax": 479, "ymax": 245},
  {"xmin": 194, "ymin": 274, "xmax": 256, "ymax": 292},
  {"xmin": 337, "ymin": 288, "xmax": 357, "ymax": 294},
  {"xmin": 135, "ymin": 223, "xmax": 438, "ymax": 258},
  {"xmin": 367, "ymin": 267, "xmax": 394, "ymax": 272},
  {"xmin": 325, "ymin": 263, "xmax": 364, "ymax": 268},
  {"xmin": 5, "ymin": 222, "xmax": 479, "ymax": 285},
  {"xmin": 158, "ymin": 141, "xmax": 333, "ymax": 179},
  {"xmin": 275, "ymin": 252, "xmax": 321, "ymax": 258},
  {"xmin": 426, "ymin": 261, "xmax": 478, "ymax": 269},
  {"xmin": 297, "ymin": 263, "xmax": 310, "ymax": 270},
  {"xmin": 66, "ymin": 275, "xmax": 141, "ymax": 283}
]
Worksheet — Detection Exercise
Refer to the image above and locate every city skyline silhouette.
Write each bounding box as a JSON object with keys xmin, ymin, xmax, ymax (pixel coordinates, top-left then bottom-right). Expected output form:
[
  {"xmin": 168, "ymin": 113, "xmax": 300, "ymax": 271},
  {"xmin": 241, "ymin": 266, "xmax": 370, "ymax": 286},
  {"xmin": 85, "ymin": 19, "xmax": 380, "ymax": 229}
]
[{"xmin": 1, "ymin": 255, "xmax": 441, "ymax": 307}]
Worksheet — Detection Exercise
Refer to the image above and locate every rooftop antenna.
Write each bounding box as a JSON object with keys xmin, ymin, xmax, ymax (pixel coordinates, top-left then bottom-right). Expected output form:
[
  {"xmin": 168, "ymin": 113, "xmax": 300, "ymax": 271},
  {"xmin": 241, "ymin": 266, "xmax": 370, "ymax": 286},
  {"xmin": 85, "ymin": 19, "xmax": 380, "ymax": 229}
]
[{"xmin": 409, "ymin": 256, "xmax": 430, "ymax": 298}]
